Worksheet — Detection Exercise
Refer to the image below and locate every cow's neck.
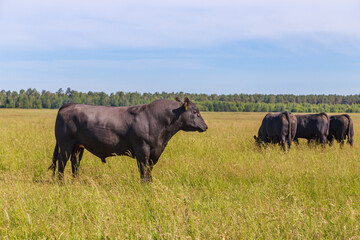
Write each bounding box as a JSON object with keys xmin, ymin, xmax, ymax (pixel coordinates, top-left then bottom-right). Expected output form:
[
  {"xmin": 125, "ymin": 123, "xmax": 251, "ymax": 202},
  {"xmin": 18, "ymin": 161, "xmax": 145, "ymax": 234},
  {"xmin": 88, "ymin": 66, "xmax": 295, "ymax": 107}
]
[{"xmin": 160, "ymin": 110, "xmax": 183, "ymax": 150}]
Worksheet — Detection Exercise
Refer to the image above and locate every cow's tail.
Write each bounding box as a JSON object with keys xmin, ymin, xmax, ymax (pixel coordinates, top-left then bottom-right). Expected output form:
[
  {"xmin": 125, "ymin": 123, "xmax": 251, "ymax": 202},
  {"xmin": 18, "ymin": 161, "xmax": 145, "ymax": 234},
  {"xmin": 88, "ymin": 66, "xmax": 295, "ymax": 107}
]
[
  {"xmin": 344, "ymin": 114, "xmax": 354, "ymax": 146},
  {"xmin": 320, "ymin": 112, "xmax": 330, "ymax": 137},
  {"xmin": 283, "ymin": 111, "xmax": 292, "ymax": 143},
  {"xmin": 48, "ymin": 143, "xmax": 59, "ymax": 173}
]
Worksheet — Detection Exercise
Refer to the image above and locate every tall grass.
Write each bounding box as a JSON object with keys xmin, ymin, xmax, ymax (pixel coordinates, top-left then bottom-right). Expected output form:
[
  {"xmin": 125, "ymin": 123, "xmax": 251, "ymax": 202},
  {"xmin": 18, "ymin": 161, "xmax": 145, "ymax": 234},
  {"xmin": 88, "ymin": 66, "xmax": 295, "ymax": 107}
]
[{"xmin": 0, "ymin": 110, "xmax": 359, "ymax": 239}]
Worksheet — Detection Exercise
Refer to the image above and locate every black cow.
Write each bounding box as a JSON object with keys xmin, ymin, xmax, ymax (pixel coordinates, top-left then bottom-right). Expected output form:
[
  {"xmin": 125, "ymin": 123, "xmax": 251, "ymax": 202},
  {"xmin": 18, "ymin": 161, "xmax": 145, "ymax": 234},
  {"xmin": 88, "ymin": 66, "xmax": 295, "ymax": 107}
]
[
  {"xmin": 294, "ymin": 113, "xmax": 329, "ymax": 145},
  {"xmin": 254, "ymin": 111, "xmax": 296, "ymax": 151},
  {"xmin": 328, "ymin": 114, "xmax": 354, "ymax": 146},
  {"xmin": 48, "ymin": 97, "xmax": 208, "ymax": 182}
]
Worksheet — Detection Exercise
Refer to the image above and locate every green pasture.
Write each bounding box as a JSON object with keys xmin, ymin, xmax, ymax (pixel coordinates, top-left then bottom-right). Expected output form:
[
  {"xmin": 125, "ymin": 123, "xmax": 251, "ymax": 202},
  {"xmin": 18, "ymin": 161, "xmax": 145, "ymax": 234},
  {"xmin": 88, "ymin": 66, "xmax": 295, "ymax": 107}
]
[{"xmin": 0, "ymin": 109, "xmax": 359, "ymax": 239}]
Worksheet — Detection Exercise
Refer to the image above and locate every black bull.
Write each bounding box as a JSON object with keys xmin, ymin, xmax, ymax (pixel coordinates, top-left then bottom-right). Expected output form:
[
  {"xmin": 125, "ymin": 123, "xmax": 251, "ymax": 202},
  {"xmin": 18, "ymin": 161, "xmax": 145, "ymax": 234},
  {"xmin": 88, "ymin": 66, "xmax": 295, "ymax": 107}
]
[
  {"xmin": 328, "ymin": 114, "xmax": 354, "ymax": 146},
  {"xmin": 254, "ymin": 112, "xmax": 297, "ymax": 151},
  {"xmin": 48, "ymin": 98, "xmax": 208, "ymax": 182},
  {"xmin": 294, "ymin": 113, "xmax": 330, "ymax": 144}
]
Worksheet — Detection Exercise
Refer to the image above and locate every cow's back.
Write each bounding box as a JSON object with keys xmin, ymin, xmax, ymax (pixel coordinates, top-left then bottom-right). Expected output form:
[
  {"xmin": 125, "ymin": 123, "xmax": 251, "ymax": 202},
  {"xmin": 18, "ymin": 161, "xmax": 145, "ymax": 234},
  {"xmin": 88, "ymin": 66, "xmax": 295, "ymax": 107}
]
[
  {"xmin": 56, "ymin": 104, "xmax": 137, "ymax": 132},
  {"xmin": 55, "ymin": 104, "xmax": 141, "ymax": 155},
  {"xmin": 295, "ymin": 113, "xmax": 329, "ymax": 139}
]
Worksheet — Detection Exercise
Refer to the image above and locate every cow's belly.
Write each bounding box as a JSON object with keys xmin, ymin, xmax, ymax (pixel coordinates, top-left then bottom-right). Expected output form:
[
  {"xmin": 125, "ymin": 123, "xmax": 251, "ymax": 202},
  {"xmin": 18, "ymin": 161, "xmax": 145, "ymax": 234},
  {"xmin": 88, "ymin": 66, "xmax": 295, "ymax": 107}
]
[
  {"xmin": 76, "ymin": 128, "xmax": 132, "ymax": 158},
  {"xmin": 296, "ymin": 132, "xmax": 315, "ymax": 139}
]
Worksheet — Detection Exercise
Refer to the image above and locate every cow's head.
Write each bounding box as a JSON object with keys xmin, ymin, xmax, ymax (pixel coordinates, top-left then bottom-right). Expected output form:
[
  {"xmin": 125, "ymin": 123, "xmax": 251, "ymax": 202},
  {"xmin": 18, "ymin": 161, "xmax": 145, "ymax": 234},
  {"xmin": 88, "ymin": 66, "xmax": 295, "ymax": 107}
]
[
  {"xmin": 177, "ymin": 97, "xmax": 208, "ymax": 132},
  {"xmin": 254, "ymin": 135, "xmax": 264, "ymax": 148}
]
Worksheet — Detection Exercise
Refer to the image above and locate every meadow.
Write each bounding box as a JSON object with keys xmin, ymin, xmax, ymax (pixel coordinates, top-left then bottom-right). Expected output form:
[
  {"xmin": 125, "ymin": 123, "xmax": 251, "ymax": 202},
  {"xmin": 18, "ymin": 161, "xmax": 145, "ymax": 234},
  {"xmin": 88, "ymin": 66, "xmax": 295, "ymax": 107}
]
[{"xmin": 0, "ymin": 109, "xmax": 359, "ymax": 239}]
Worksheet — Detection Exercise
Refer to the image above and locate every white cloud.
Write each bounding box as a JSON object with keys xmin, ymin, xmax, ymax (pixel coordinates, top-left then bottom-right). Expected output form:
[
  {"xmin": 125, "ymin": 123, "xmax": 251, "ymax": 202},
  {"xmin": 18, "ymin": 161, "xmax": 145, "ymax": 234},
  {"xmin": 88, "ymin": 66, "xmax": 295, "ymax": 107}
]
[{"xmin": 0, "ymin": 0, "xmax": 359, "ymax": 50}]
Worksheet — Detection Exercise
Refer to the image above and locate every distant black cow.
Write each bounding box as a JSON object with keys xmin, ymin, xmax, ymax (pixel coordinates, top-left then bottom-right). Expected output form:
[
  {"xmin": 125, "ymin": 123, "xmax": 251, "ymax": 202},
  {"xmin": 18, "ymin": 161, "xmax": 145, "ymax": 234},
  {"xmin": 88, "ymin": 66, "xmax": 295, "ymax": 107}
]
[
  {"xmin": 254, "ymin": 112, "xmax": 297, "ymax": 151},
  {"xmin": 48, "ymin": 97, "xmax": 208, "ymax": 182},
  {"xmin": 328, "ymin": 114, "xmax": 354, "ymax": 146},
  {"xmin": 294, "ymin": 113, "xmax": 329, "ymax": 145}
]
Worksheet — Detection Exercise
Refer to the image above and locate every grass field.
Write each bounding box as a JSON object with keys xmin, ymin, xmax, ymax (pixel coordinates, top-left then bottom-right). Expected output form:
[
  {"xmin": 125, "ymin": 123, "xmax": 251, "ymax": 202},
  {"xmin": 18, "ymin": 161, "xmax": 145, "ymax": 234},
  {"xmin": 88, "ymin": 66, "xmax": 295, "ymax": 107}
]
[{"xmin": 0, "ymin": 109, "xmax": 359, "ymax": 239}]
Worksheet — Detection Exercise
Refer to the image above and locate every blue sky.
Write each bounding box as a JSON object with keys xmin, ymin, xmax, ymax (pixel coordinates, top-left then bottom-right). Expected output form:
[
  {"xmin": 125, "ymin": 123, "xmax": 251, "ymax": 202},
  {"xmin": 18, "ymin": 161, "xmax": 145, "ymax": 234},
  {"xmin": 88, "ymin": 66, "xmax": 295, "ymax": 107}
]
[{"xmin": 0, "ymin": 0, "xmax": 360, "ymax": 94}]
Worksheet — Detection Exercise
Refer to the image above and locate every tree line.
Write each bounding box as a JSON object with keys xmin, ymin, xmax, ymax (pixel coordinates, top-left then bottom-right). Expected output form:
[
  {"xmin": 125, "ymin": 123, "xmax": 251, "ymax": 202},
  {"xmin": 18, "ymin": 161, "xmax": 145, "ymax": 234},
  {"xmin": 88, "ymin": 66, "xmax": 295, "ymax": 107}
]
[{"xmin": 1, "ymin": 88, "xmax": 360, "ymax": 113}]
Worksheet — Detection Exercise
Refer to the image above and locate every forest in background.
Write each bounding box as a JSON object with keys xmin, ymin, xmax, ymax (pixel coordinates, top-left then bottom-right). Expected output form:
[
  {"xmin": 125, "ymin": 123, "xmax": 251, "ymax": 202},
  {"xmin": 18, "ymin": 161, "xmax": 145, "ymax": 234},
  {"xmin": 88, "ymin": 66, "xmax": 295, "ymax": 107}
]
[{"xmin": 1, "ymin": 88, "xmax": 360, "ymax": 113}]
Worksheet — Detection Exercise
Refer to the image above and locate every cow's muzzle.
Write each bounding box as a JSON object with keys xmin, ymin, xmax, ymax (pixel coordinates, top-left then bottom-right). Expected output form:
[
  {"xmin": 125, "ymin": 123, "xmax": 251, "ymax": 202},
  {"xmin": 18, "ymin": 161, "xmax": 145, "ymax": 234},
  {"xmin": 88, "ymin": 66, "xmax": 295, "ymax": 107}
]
[{"xmin": 199, "ymin": 124, "xmax": 208, "ymax": 132}]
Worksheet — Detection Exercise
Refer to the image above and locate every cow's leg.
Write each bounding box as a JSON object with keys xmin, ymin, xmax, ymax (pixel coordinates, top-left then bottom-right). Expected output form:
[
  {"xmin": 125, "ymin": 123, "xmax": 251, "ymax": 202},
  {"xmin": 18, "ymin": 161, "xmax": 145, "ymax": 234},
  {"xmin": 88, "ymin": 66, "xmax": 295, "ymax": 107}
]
[
  {"xmin": 294, "ymin": 138, "xmax": 299, "ymax": 145},
  {"xmin": 137, "ymin": 159, "xmax": 152, "ymax": 183},
  {"xmin": 287, "ymin": 135, "xmax": 292, "ymax": 149},
  {"xmin": 280, "ymin": 136, "xmax": 286, "ymax": 151},
  {"xmin": 149, "ymin": 147, "xmax": 163, "ymax": 171},
  {"xmin": 319, "ymin": 135, "xmax": 327, "ymax": 147},
  {"xmin": 134, "ymin": 145, "xmax": 151, "ymax": 183},
  {"xmin": 58, "ymin": 147, "xmax": 70, "ymax": 181},
  {"xmin": 333, "ymin": 133, "xmax": 341, "ymax": 144},
  {"xmin": 71, "ymin": 146, "xmax": 82, "ymax": 177},
  {"xmin": 328, "ymin": 135, "xmax": 334, "ymax": 146},
  {"xmin": 78, "ymin": 147, "xmax": 84, "ymax": 163},
  {"xmin": 70, "ymin": 153, "xmax": 77, "ymax": 177},
  {"xmin": 48, "ymin": 143, "xmax": 59, "ymax": 176},
  {"xmin": 149, "ymin": 157, "xmax": 159, "ymax": 170},
  {"xmin": 340, "ymin": 137, "xmax": 345, "ymax": 148},
  {"xmin": 57, "ymin": 142, "xmax": 74, "ymax": 181},
  {"xmin": 348, "ymin": 136, "xmax": 353, "ymax": 147}
]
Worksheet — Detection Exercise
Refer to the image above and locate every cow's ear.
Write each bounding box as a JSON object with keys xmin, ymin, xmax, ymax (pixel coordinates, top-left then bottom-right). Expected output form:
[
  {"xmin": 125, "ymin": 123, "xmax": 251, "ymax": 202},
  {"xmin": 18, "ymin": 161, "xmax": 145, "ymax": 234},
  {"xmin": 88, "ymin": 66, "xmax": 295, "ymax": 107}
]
[
  {"xmin": 184, "ymin": 97, "xmax": 189, "ymax": 110},
  {"xmin": 175, "ymin": 97, "xmax": 182, "ymax": 103}
]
